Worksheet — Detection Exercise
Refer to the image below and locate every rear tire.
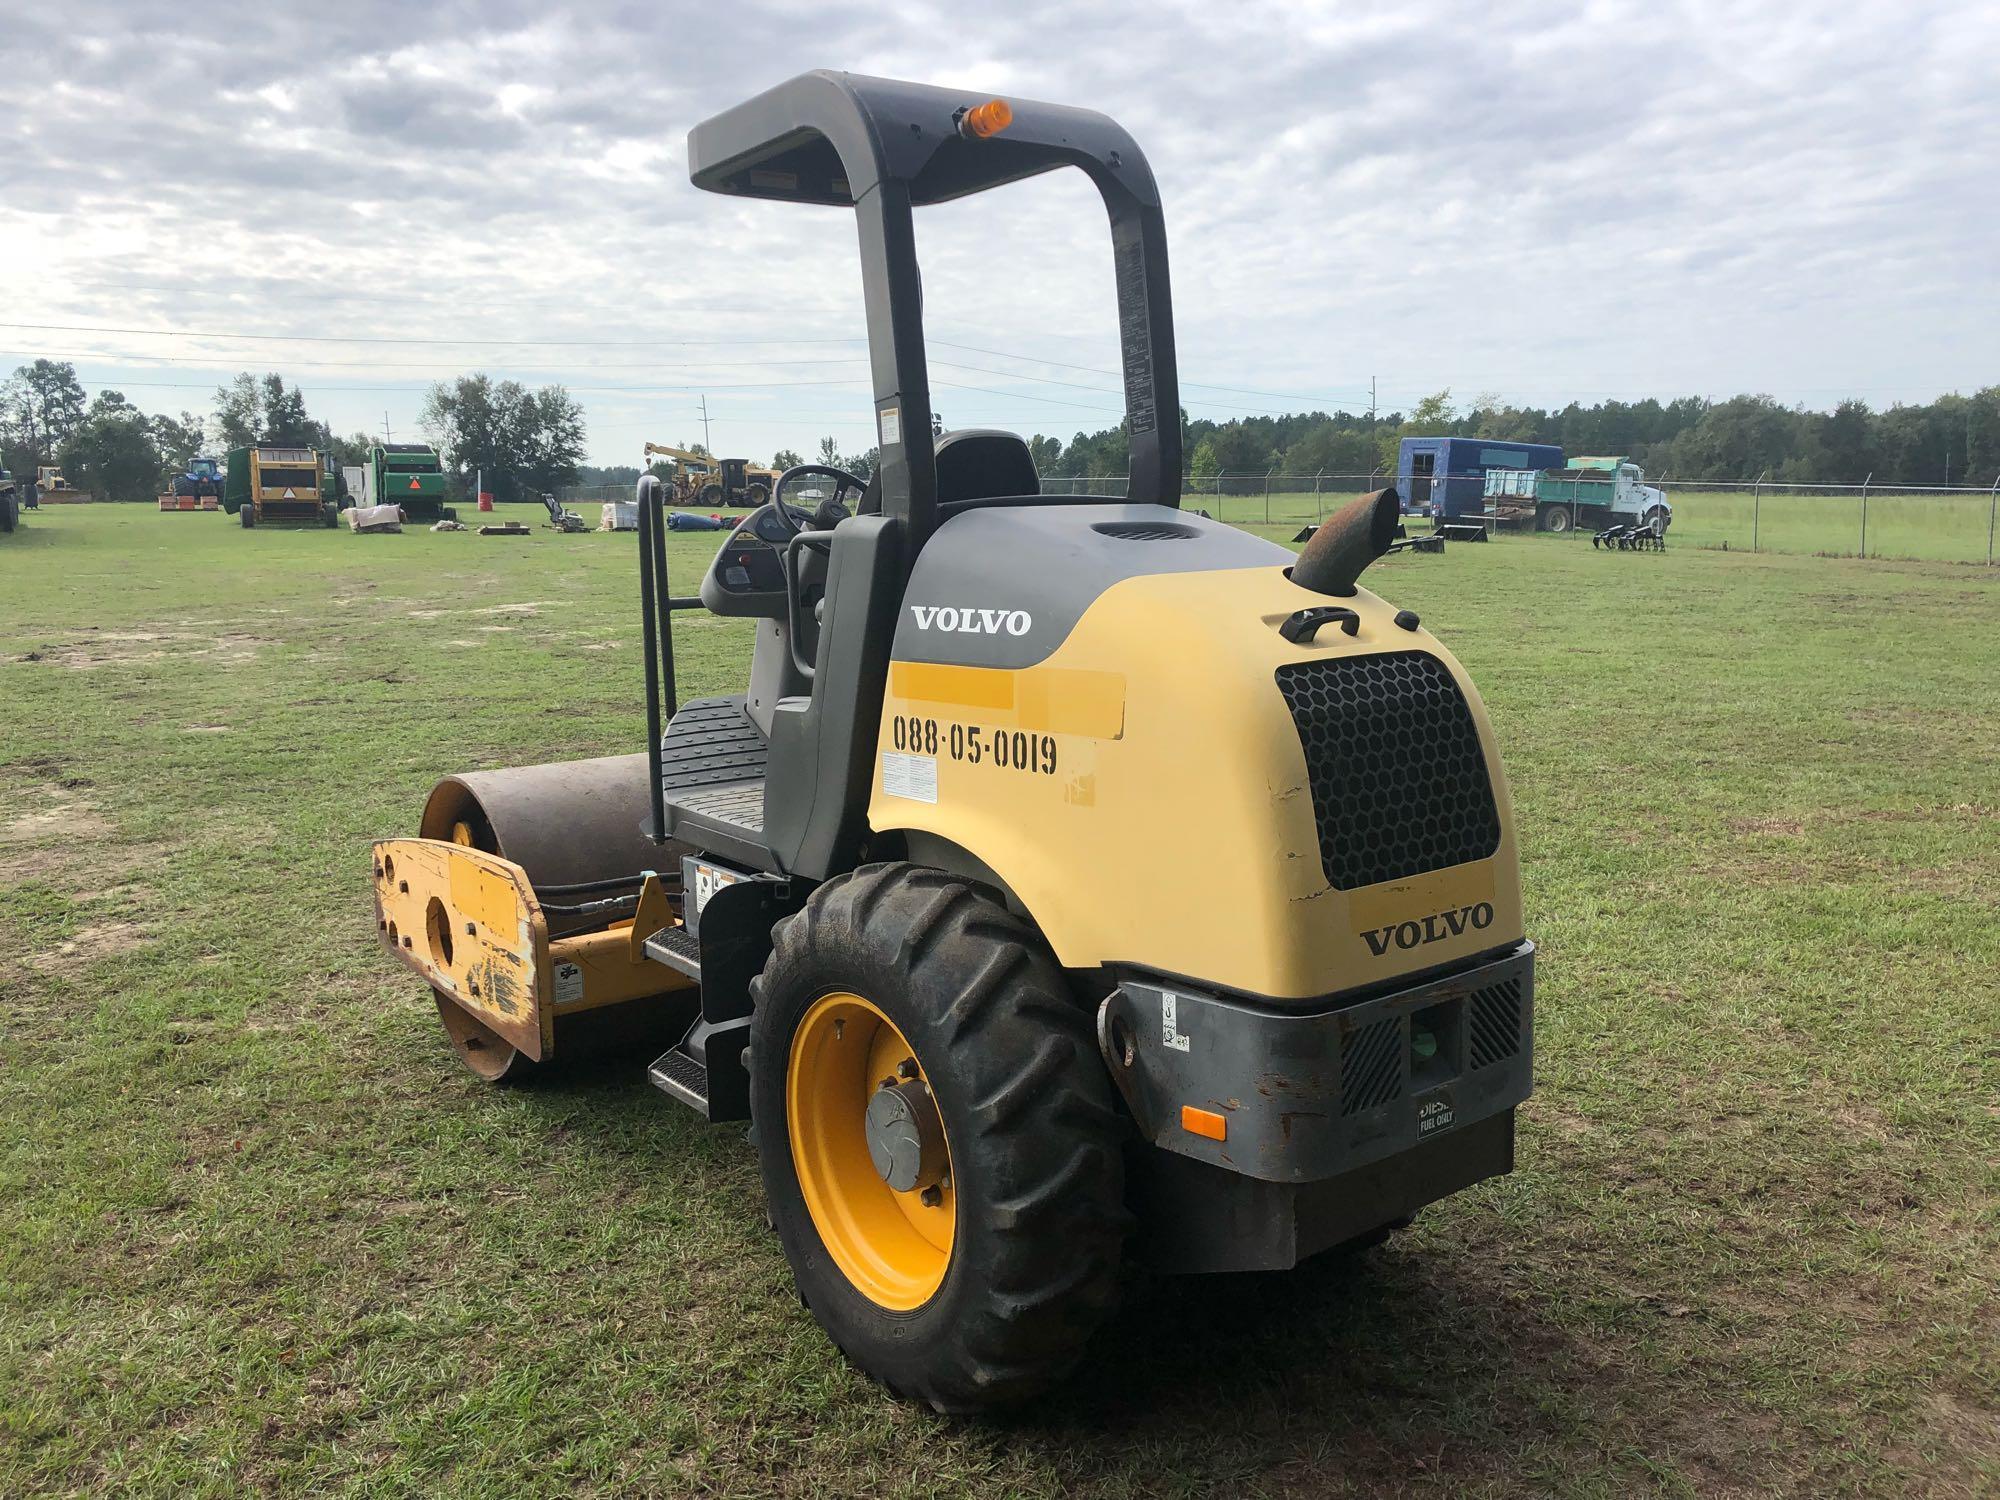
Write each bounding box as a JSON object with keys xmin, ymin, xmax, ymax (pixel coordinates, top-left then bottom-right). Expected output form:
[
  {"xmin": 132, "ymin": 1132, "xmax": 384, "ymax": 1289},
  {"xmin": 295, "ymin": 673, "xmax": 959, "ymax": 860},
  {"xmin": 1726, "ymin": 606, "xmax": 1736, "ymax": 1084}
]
[
  {"xmin": 240, "ymin": 504, "xmax": 255, "ymax": 529},
  {"xmin": 1541, "ymin": 504, "xmax": 1572, "ymax": 534},
  {"xmin": 749, "ymin": 863, "xmax": 1126, "ymax": 1412}
]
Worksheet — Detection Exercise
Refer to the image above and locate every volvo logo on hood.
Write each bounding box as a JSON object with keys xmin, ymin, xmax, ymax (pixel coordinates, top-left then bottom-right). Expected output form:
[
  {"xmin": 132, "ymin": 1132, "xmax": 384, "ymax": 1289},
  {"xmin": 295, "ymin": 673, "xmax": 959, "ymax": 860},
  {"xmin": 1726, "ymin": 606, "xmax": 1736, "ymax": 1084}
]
[
  {"xmin": 908, "ymin": 604, "xmax": 1033, "ymax": 636},
  {"xmin": 1360, "ymin": 902, "xmax": 1493, "ymax": 956}
]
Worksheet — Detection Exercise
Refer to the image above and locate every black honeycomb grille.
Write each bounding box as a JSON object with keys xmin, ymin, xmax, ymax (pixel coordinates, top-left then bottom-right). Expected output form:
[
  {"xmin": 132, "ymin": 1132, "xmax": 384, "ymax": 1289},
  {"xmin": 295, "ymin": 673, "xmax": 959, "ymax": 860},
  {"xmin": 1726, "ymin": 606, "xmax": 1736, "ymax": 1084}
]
[
  {"xmin": 1467, "ymin": 977, "xmax": 1524, "ymax": 1070},
  {"xmin": 1340, "ymin": 1016, "xmax": 1403, "ymax": 1116},
  {"xmin": 1276, "ymin": 651, "xmax": 1501, "ymax": 891}
]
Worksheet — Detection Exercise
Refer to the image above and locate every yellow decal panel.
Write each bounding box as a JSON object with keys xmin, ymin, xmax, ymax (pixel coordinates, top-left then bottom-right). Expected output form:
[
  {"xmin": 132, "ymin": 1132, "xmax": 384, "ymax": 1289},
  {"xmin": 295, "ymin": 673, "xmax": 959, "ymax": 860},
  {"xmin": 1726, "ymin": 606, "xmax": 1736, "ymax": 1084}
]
[
  {"xmin": 868, "ymin": 564, "xmax": 1525, "ymax": 1000},
  {"xmin": 889, "ymin": 662, "xmax": 1126, "ymax": 740}
]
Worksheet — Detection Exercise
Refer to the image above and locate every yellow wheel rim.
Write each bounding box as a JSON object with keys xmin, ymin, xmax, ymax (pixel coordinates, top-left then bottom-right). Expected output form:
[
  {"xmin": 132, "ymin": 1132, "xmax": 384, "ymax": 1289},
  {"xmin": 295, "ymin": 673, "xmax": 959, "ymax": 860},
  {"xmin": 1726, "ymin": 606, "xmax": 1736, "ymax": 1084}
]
[{"xmin": 787, "ymin": 991, "xmax": 955, "ymax": 1310}]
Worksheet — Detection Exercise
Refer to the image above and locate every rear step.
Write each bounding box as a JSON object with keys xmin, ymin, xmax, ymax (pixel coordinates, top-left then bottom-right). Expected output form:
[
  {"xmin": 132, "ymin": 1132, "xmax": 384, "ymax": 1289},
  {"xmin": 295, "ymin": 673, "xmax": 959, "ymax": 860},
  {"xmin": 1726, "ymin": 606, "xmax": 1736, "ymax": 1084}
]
[
  {"xmin": 648, "ymin": 1044, "xmax": 711, "ymax": 1113},
  {"xmin": 642, "ymin": 923, "xmax": 702, "ymax": 980},
  {"xmin": 646, "ymin": 1013, "xmax": 752, "ymax": 1122}
]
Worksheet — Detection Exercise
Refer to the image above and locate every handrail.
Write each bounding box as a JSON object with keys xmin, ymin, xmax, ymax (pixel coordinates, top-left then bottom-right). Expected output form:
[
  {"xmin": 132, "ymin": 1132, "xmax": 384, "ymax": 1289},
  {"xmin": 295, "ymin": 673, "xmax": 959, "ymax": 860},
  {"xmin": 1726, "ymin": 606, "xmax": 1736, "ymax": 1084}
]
[
  {"xmin": 636, "ymin": 477, "xmax": 669, "ymax": 842},
  {"xmin": 784, "ymin": 530, "xmax": 839, "ymax": 680},
  {"xmin": 635, "ymin": 477, "xmax": 709, "ymax": 843}
]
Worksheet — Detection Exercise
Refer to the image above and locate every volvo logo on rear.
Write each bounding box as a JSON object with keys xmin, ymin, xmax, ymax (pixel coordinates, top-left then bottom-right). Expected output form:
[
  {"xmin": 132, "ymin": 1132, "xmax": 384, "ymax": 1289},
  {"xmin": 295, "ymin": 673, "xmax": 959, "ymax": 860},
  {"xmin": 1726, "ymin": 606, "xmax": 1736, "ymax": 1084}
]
[
  {"xmin": 1360, "ymin": 902, "xmax": 1493, "ymax": 956},
  {"xmin": 908, "ymin": 604, "xmax": 1032, "ymax": 636}
]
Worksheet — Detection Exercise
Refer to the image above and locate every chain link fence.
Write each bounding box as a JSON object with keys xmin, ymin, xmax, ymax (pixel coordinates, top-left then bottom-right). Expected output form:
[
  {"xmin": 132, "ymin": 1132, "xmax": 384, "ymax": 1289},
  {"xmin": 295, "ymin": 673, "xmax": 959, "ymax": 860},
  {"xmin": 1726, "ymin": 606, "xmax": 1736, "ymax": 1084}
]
[
  {"xmin": 561, "ymin": 468, "xmax": 1998, "ymax": 562},
  {"xmin": 557, "ymin": 482, "xmax": 644, "ymax": 506},
  {"xmin": 1043, "ymin": 470, "xmax": 2000, "ymax": 564}
]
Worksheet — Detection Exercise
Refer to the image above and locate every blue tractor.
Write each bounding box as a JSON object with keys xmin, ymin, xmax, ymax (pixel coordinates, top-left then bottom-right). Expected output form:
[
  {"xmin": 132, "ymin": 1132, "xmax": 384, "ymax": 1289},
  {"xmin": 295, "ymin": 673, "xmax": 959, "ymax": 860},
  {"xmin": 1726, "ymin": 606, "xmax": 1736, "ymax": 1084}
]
[{"xmin": 172, "ymin": 456, "xmax": 225, "ymax": 500}]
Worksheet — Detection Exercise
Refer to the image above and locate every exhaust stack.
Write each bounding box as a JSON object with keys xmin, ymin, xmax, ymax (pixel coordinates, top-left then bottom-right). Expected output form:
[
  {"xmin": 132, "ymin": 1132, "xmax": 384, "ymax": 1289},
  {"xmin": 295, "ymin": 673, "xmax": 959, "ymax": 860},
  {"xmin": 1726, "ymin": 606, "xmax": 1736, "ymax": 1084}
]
[{"xmin": 1291, "ymin": 487, "xmax": 1402, "ymax": 597}]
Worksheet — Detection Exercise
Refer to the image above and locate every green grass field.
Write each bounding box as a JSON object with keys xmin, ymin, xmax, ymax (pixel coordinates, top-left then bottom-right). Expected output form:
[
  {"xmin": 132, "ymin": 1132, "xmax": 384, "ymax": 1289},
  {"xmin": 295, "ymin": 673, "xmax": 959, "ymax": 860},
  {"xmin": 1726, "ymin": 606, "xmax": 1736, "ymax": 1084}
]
[
  {"xmin": 2, "ymin": 505, "xmax": 1996, "ymax": 1497},
  {"xmin": 1187, "ymin": 489, "xmax": 1999, "ymax": 564}
]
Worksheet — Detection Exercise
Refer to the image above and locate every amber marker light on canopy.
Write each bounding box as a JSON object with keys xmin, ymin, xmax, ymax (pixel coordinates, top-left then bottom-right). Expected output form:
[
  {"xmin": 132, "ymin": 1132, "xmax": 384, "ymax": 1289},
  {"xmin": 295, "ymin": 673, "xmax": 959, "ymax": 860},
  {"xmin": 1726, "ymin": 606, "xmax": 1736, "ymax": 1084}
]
[
  {"xmin": 1181, "ymin": 1105, "xmax": 1228, "ymax": 1142},
  {"xmin": 958, "ymin": 98, "xmax": 1013, "ymax": 140}
]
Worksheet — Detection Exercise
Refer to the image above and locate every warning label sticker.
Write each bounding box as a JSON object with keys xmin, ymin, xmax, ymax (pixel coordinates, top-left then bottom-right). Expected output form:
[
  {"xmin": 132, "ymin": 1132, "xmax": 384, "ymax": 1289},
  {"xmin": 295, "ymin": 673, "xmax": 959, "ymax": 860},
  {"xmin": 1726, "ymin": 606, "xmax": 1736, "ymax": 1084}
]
[
  {"xmin": 880, "ymin": 751, "xmax": 937, "ymax": 804},
  {"xmin": 1417, "ymin": 1091, "xmax": 1457, "ymax": 1139},
  {"xmin": 878, "ymin": 406, "xmax": 902, "ymax": 447},
  {"xmin": 553, "ymin": 961, "xmax": 584, "ymax": 1006}
]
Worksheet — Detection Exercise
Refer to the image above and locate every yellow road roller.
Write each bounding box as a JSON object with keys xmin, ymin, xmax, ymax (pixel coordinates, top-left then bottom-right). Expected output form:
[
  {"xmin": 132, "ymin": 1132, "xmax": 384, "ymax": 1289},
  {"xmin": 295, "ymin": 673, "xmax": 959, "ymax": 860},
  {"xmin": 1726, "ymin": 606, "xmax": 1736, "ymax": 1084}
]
[{"xmin": 372, "ymin": 71, "xmax": 1534, "ymax": 1413}]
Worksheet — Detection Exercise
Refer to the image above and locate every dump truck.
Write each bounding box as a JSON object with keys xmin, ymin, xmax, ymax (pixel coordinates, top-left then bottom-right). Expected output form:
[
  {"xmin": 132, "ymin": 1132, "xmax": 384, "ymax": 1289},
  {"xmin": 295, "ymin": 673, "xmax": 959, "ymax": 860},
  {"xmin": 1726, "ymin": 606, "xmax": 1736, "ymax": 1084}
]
[
  {"xmin": 1397, "ymin": 436, "xmax": 1564, "ymax": 523},
  {"xmin": 371, "ymin": 73, "xmax": 1535, "ymax": 1415},
  {"xmin": 358, "ymin": 443, "xmax": 454, "ymax": 522},
  {"xmin": 224, "ymin": 446, "xmax": 338, "ymax": 528},
  {"xmin": 1484, "ymin": 455, "xmax": 1671, "ymax": 535}
]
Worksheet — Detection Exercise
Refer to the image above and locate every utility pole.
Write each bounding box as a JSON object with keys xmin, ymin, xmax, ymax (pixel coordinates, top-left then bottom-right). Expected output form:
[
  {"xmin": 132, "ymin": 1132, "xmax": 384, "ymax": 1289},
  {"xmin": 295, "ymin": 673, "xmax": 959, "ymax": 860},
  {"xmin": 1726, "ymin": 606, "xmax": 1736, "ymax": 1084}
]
[
  {"xmin": 1368, "ymin": 376, "xmax": 1377, "ymax": 423},
  {"xmin": 699, "ymin": 395, "xmax": 712, "ymax": 454},
  {"xmin": 383, "ymin": 410, "xmax": 393, "ymax": 442}
]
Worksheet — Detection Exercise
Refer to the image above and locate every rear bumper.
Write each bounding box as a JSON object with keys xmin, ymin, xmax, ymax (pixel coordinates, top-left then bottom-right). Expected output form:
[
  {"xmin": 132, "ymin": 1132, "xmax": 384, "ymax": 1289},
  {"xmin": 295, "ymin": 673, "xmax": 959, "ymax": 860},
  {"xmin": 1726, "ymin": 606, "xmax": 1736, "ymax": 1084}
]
[
  {"xmin": 1097, "ymin": 941, "xmax": 1534, "ymax": 1185},
  {"xmin": 254, "ymin": 500, "xmax": 328, "ymax": 523}
]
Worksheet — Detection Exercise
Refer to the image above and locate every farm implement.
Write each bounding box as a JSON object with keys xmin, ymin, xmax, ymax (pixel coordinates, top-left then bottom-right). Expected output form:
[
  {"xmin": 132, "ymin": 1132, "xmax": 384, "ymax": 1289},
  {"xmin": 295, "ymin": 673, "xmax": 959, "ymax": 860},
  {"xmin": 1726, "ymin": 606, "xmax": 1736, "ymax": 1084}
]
[{"xmin": 1592, "ymin": 518, "xmax": 1667, "ymax": 551}]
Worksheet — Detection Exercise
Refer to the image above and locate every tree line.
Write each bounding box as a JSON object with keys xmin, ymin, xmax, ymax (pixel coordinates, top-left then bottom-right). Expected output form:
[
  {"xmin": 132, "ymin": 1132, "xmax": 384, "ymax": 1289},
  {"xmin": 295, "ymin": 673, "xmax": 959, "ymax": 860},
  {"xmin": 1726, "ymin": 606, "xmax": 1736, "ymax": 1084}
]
[
  {"xmin": 1040, "ymin": 387, "xmax": 2000, "ymax": 488},
  {"xmin": 0, "ymin": 361, "xmax": 587, "ymax": 503},
  {"xmin": 10, "ymin": 357, "xmax": 1992, "ymax": 504}
]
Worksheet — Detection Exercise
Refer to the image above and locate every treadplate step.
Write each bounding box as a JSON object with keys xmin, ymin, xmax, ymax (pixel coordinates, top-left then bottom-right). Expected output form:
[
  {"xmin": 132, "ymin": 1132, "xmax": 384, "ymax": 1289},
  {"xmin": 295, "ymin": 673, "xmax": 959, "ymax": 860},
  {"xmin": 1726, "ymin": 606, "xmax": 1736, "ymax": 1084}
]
[
  {"xmin": 641, "ymin": 924, "xmax": 702, "ymax": 980},
  {"xmin": 647, "ymin": 1046, "xmax": 711, "ymax": 1115}
]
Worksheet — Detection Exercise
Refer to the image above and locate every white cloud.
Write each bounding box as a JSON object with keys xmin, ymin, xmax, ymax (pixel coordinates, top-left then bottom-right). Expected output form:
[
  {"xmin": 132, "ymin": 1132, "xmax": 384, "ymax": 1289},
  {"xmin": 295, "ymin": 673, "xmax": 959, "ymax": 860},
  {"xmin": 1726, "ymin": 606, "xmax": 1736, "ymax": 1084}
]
[{"xmin": 0, "ymin": 0, "xmax": 1992, "ymax": 463}]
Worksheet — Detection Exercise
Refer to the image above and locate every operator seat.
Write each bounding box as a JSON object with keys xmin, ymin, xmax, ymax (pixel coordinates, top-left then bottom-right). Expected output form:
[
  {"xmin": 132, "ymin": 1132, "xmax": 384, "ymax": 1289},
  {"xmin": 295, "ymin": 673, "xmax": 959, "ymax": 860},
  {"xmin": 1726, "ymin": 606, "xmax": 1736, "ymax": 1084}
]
[
  {"xmin": 936, "ymin": 429, "xmax": 1039, "ymax": 505},
  {"xmin": 855, "ymin": 428, "xmax": 1039, "ymax": 514}
]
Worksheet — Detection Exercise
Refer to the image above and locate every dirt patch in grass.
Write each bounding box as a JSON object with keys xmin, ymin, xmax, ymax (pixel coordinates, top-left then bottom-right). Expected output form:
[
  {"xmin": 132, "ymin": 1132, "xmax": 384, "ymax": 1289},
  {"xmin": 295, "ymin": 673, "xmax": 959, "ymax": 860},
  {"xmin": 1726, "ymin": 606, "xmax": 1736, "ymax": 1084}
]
[
  {"xmin": 1729, "ymin": 815, "xmax": 1807, "ymax": 837},
  {"xmin": 0, "ymin": 838, "xmax": 162, "ymax": 896},
  {"xmin": 28, "ymin": 918, "xmax": 153, "ymax": 974},
  {"xmin": 24, "ymin": 629, "xmax": 269, "ymax": 670},
  {"xmin": 0, "ymin": 785, "xmax": 113, "ymax": 846}
]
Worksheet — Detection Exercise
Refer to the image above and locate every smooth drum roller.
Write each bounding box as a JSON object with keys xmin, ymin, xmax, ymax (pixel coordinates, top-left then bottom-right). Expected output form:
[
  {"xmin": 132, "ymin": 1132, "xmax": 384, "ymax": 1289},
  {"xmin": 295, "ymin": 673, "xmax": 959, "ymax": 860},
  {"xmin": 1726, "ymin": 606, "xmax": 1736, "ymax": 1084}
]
[
  {"xmin": 379, "ymin": 753, "xmax": 695, "ymax": 1080},
  {"xmin": 419, "ymin": 753, "xmax": 663, "ymax": 895}
]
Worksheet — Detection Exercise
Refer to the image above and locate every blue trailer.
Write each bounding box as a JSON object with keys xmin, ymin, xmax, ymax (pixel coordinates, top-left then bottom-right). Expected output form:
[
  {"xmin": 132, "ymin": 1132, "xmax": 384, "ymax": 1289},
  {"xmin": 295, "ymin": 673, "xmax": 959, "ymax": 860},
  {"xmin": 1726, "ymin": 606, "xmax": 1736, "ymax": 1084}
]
[{"xmin": 1396, "ymin": 436, "xmax": 1565, "ymax": 521}]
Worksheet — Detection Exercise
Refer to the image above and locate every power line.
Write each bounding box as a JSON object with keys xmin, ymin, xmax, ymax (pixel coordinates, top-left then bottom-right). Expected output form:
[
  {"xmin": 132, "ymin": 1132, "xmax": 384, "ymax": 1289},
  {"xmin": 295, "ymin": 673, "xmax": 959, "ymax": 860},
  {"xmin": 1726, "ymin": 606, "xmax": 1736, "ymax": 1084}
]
[
  {"xmin": 930, "ymin": 339, "xmax": 1371, "ymax": 407},
  {"xmin": 0, "ymin": 349, "xmax": 871, "ymax": 372},
  {"xmin": 0, "ymin": 321, "xmax": 866, "ymax": 348},
  {"xmin": 22, "ymin": 352, "xmax": 1314, "ymax": 419},
  {"xmin": 2, "ymin": 321, "xmax": 1373, "ymax": 408}
]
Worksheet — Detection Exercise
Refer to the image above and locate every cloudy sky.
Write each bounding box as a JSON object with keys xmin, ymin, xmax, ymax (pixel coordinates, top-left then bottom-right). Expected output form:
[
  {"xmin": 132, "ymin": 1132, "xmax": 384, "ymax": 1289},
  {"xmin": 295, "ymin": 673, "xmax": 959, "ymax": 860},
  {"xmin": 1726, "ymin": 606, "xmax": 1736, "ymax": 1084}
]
[{"xmin": 3, "ymin": 0, "xmax": 1994, "ymax": 468}]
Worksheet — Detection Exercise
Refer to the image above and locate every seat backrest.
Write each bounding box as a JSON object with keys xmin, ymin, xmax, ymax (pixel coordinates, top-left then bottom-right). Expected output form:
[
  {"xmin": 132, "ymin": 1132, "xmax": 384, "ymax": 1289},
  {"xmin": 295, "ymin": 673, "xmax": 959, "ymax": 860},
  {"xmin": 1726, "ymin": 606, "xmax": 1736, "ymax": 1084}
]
[{"xmin": 934, "ymin": 429, "xmax": 1039, "ymax": 505}]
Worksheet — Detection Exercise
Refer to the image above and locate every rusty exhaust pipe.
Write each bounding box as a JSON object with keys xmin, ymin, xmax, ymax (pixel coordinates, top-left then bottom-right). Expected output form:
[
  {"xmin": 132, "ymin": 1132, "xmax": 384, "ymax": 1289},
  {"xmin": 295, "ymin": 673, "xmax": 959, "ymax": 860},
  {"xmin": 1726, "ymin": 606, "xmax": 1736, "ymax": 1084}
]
[{"xmin": 1291, "ymin": 487, "xmax": 1402, "ymax": 597}]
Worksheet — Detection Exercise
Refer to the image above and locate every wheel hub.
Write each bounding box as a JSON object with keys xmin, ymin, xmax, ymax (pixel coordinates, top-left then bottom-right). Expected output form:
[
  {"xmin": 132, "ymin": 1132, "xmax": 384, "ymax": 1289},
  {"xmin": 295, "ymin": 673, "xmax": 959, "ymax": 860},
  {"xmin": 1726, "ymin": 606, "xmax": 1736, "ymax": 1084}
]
[{"xmin": 864, "ymin": 1078, "xmax": 947, "ymax": 1193}]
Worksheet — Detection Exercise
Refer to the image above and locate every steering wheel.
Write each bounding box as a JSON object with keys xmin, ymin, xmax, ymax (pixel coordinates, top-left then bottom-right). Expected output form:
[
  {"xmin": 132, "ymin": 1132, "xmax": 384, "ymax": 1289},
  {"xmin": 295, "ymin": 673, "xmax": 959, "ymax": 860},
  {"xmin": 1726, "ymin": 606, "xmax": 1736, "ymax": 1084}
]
[{"xmin": 770, "ymin": 464, "xmax": 866, "ymax": 539}]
